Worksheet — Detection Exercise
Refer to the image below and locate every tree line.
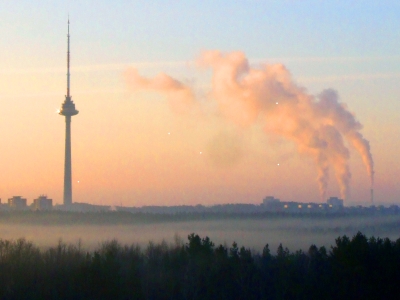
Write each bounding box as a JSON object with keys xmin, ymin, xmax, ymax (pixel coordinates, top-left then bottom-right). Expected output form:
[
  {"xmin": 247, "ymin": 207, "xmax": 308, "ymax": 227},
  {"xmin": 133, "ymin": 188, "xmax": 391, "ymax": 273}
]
[{"xmin": 0, "ymin": 232, "xmax": 399, "ymax": 299}]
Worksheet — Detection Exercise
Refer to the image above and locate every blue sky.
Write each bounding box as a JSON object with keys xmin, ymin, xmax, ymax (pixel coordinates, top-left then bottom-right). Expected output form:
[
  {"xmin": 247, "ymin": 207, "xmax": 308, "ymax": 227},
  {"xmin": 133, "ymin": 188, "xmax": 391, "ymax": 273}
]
[{"xmin": 2, "ymin": 1, "xmax": 400, "ymax": 62}]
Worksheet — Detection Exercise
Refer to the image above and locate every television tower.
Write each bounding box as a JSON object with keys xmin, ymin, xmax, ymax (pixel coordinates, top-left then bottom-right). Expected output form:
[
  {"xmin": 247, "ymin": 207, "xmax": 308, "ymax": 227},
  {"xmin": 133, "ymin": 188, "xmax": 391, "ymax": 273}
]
[{"xmin": 59, "ymin": 19, "xmax": 78, "ymax": 205}]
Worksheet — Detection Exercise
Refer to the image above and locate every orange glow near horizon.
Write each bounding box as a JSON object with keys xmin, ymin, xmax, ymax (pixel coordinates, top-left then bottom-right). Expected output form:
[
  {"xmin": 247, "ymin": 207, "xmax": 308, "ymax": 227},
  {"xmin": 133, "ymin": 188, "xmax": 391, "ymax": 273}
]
[{"xmin": 0, "ymin": 52, "xmax": 397, "ymax": 207}]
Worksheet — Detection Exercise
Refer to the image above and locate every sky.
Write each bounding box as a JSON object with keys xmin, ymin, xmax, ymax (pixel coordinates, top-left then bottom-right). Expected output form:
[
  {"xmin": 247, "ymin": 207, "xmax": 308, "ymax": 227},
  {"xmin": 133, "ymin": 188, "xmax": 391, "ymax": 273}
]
[{"xmin": 0, "ymin": 0, "xmax": 399, "ymax": 206}]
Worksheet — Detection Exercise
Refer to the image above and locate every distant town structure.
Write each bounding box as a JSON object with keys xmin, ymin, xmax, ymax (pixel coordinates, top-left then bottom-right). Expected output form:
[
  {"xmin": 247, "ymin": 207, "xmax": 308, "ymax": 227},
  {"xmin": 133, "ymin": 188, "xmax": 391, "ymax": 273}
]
[
  {"xmin": 59, "ymin": 19, "xmax": 79, "ymax": 206},
  {"xmin": 327, "ymin": 196, "xmax": 344, "ymax": 207},
  {"xmin": 262, "ymin": 196, "xmax": 281, "ymax": 210},
  {"xmin": 33, "ymin": 195, "xmax": 53, "ymax": 210},
  {"xmin": 0, "ymin": 194, "xmax": 398, "ymax": 214},
  {"xmin": 262, "ymin": 196, "xmax": 344, "ymax": 213},
  {"xmin": 263, "ymin": 196, "xmax": 280, "ymax": 205},
  {"xmin": 8, "ymin": 196, "xmax": 27, "ymax": 209}
]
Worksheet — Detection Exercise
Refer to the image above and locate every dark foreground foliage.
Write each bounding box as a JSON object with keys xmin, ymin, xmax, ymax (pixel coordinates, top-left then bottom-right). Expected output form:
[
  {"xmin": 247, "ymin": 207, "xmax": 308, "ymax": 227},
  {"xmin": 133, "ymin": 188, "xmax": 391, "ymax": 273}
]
[{"xmin": 0, "ymin": 232, "xmax": 399, "ymax": 299}]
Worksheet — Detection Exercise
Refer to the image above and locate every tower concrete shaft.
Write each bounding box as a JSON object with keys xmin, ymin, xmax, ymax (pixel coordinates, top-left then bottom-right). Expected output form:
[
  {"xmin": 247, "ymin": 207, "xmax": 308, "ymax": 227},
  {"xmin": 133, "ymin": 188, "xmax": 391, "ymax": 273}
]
[
  {"xmin": 64, "ymin": 115, "xmax": 72, "ymax": 205},
  {"xmin": 60, "ymin": 97, "xmax": 78, "ymax": 205},
  {"xmin": 59, "ymin": 19, "xmax": 78, "ymax": 205}
]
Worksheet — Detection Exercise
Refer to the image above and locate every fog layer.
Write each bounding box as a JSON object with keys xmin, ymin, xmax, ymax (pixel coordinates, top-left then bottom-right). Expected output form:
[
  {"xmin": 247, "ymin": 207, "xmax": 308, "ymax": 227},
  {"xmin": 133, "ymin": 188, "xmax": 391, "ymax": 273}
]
[{"xmin": 1, "ymin": 215, "xmax": 398, "ymax": 252}]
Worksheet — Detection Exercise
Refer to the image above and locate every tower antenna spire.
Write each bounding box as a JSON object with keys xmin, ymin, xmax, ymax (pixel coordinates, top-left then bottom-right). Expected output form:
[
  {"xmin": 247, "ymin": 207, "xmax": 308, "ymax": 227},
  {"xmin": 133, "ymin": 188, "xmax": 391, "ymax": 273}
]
[{"xmin": 67, "ymin": 17, "xmax": 70, "ymax": 98}]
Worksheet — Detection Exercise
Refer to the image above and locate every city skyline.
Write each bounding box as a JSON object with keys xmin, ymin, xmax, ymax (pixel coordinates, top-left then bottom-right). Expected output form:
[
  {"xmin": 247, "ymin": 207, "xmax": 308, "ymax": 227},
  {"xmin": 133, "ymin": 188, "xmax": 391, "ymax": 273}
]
[{"xmin": 0, "ymin": 1, "xmax": 399, "ymax": 206}]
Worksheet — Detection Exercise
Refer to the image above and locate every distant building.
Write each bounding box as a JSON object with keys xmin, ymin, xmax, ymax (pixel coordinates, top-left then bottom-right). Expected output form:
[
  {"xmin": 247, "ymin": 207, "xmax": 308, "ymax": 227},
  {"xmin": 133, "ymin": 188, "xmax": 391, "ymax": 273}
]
[
  {"xmin": 8, "ymin": 196, "xmax": 27, "ymax": 209},
  {"xmin": 278, "ymin": 201, "xmax": 325, "ymax": 213},
  {"xmin": 33, "ymin": 195, "xmax": 53, "ymax": 210},
  {"xmin": 262, "ymin": 196, "xmax": 281, "ymax": 210},
  {"xmin": 261, "ymin": 196, "xmax": 344, "ymax": 213},
  {"xmin": 327, "ymin": 197, "xmax": 344, "ymax": 207},
  {"xmin": 263, "ymin": 196, "xmax": 280, "ymax": 205}
]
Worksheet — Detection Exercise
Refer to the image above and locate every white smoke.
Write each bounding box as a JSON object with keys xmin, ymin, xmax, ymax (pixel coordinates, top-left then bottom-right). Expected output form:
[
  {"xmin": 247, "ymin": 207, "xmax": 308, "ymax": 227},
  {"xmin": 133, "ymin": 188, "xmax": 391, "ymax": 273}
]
[{"xmin": 124, "ymin": 51, "xmax": 374, "ymax": 201}]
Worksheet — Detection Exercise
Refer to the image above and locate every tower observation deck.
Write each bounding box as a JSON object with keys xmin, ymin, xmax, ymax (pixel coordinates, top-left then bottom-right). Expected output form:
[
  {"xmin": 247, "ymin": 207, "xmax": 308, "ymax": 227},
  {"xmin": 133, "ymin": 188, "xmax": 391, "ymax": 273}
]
[{"xmin": 59, "ymin": 19, "xmax": 78, "ymax": 205}]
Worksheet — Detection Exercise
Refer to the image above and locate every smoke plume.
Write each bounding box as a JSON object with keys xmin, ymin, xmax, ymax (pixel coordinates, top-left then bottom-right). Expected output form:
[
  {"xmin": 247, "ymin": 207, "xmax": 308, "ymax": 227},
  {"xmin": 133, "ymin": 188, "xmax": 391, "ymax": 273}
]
[
  {"xmin": 124, "ymin": 68, "xmax": 196, "ymax": 114},
  {"xmin": 124, "ymin": 51, "xmax": 374, "ymax": 200}
]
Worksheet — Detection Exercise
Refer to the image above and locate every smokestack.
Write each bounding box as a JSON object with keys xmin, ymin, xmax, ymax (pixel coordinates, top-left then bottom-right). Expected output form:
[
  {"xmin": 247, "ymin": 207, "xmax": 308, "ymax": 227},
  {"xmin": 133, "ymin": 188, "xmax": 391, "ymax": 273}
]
[{"xmin": 370, "ymin": 188, "xmax": 374, "ymax": 204}]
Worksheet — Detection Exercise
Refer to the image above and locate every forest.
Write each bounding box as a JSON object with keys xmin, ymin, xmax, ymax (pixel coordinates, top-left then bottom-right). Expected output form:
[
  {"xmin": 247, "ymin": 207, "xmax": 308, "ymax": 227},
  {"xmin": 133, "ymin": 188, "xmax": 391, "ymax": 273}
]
[{"xmin": 0, "ymin": 232, "xmax": 399, "ymax": 299}]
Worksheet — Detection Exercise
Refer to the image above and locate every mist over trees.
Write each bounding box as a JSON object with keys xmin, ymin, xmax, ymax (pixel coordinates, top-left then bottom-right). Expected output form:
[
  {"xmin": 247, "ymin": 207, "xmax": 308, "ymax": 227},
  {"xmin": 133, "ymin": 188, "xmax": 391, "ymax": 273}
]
[{"xmin": 0, "ymin": 232, "xmax": 399, "ymax": 299}]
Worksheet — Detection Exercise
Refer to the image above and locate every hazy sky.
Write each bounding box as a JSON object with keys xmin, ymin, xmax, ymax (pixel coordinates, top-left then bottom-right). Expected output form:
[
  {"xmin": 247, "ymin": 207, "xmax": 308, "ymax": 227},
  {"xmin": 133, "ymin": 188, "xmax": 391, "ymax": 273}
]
[{"xmin": 0, "ymin": 1, "xmax": 399, "ymax": 206}]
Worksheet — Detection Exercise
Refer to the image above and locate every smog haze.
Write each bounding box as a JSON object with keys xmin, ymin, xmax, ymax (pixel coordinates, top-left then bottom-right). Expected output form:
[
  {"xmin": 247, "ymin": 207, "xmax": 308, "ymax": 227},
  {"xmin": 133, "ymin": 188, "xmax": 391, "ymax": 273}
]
[{"xmin": 0, "ymin": 1, "xmax": 399, "ymax": 207}]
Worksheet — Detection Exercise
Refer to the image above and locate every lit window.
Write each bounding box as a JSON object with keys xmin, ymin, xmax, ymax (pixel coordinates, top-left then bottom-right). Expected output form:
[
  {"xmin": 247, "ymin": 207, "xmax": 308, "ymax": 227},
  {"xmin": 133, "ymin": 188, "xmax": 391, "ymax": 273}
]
[
  {"xmin": 298, "ymin": 205, "xmax": 302, "ymax": 208},
  {"xmin": 284, "ymin": 205, "xmax": 288, "ymax": 208},
  {"xmin": 308, "ymin": 205, "xmax": 312, "ymax": 208}
]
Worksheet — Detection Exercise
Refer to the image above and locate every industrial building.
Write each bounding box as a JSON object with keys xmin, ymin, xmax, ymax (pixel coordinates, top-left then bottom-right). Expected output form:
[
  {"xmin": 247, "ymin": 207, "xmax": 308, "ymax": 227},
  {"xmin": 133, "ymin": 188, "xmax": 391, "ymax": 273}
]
[
  {"xmin": 327, "ymin": 196, "xmax": 344, "ymax": 207},
  {"xmin": 262, "ymin": 196, "xmax": 344, "ymax": 213}
]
